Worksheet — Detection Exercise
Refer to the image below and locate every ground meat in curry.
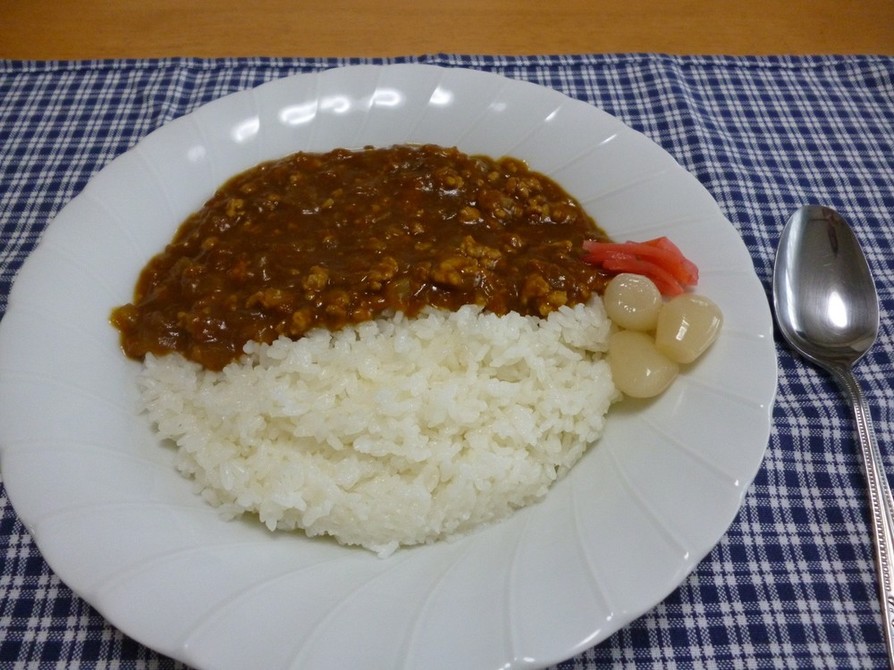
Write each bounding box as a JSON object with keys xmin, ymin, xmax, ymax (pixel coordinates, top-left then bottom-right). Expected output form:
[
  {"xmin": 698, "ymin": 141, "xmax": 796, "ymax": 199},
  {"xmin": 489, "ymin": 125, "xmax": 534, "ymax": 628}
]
[{"xmin": 110, "ymin": 144, "xmax": 611, "ymax": 370}]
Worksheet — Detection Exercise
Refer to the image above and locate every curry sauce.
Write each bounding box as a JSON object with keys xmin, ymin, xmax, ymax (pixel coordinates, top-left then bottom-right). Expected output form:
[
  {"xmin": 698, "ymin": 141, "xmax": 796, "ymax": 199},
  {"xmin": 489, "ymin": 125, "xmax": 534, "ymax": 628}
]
[{"xmin": 111, "ymin": 144, "xmax": 611, "ymax": 370}]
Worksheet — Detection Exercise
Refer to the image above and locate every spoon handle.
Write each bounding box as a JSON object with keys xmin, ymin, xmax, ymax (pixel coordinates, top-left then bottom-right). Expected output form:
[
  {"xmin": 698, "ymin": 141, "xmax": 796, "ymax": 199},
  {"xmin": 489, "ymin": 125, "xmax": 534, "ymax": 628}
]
[{"xmin": 832, "ymin": 366, "xmax": 894, "ymax": 667}]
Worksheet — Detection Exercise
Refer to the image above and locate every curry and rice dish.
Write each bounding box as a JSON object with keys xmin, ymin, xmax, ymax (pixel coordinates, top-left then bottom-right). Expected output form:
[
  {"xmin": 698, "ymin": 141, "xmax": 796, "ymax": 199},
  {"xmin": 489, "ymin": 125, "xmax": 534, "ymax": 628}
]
[{"xmin": 111, "ymin": 143, "xmax": 718, "ymax": 557}]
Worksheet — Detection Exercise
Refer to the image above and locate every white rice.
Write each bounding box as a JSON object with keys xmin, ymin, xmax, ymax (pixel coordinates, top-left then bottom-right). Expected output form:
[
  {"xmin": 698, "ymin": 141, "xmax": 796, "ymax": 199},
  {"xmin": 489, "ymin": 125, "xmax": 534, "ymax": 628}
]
[{"xmin": 139, "ymin": 299, "xmax": 619, "ymax": 557}]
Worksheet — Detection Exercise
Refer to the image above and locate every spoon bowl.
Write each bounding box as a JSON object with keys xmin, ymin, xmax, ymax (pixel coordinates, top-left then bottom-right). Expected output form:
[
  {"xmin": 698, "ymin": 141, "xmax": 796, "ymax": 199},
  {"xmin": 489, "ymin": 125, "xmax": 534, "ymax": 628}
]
[
  {"xmin": 774, "ymin": 205, "xmax": 879, "ymax": 369},
  {"xmin": 773, "ymin": 205, "xmax": 892, "ymax": 668}
]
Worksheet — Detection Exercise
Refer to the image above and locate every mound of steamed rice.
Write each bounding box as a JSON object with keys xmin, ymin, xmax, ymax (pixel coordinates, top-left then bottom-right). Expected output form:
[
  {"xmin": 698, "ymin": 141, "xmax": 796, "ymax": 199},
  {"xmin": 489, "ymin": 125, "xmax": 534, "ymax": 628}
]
[{"xmin": 139, "ymin": 299, "xmax": 619, "ymax": 557}]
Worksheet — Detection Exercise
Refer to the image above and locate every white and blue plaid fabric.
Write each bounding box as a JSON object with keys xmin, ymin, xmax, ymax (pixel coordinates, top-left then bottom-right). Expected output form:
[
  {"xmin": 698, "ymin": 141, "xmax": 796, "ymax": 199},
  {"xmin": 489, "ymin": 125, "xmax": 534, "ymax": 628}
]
[{"xmin": 1, "ymin": 54, "xmax": 893, "ymax": 669}]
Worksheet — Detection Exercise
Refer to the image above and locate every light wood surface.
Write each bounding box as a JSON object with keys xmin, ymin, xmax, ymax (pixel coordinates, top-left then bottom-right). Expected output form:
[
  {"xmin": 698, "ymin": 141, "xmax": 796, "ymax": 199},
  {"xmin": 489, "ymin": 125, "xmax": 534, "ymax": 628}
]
[{"xmin": 1, "ymin": 0, "xmax": 892, "ymax": 59}]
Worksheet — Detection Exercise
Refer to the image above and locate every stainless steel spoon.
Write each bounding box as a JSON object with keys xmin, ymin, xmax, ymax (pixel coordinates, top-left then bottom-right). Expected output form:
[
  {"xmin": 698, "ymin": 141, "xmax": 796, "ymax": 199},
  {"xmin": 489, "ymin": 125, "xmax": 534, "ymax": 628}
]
[{"xmin": 773, "ymin": 204, "xmax": 893, "ymax": 666}]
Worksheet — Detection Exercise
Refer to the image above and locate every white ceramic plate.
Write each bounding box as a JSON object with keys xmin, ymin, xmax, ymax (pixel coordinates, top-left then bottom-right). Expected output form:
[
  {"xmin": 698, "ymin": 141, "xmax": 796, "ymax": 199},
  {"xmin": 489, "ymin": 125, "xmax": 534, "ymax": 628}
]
[{"xmin": 0, "ymin": 64, "xmax": 777, "ymax": 669}]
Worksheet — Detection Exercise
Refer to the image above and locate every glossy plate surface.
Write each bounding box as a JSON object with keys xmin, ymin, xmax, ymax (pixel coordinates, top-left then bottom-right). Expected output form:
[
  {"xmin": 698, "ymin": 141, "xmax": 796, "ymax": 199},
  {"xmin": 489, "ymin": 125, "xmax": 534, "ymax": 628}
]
[{"xmin": 0, "ymin": 64, "xmax": 777, "ymax": 669}]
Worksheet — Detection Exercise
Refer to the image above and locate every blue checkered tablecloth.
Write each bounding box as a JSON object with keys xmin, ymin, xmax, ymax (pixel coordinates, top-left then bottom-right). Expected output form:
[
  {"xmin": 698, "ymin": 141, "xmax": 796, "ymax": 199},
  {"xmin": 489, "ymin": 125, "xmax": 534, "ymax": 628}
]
[{"xmin": 1, "ymin": 54, "xmax": 893, "ymax": 668}]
